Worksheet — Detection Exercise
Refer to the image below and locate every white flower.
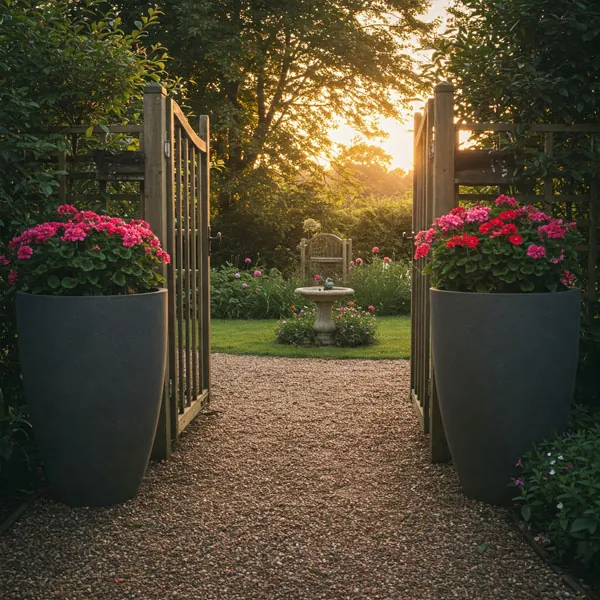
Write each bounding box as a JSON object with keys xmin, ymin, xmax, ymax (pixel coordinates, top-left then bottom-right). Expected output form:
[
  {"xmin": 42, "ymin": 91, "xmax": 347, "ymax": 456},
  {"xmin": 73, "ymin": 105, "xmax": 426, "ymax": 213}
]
[
  {"xmin": 547, "ymin": 452, "xmax": 552, "ymax": 457},
  {"xmin": 550, "ymin": 460, "xmax": 556, "ymax": 465},
  {"xmin": 557, "ymin": 502, "xmax": 564, "ymax": 510},
  {"xmin": 549, "ymin": 469, "xmax": 556, "ymax": 475},
  {"xmin": 558, "ymin": 455, "xmax": 564, "ymax": 460}
]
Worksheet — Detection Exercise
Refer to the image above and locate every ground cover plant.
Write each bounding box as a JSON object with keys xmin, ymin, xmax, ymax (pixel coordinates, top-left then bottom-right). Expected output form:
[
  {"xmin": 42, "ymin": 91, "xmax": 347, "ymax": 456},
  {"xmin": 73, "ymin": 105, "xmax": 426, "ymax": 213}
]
[
  {"xmin": 211, "ymin": 316, "xmax": 410, "ymax": 359},
  {"xmin": 512, "ymin": 415, "xmax": 600, "ymax": 574}
]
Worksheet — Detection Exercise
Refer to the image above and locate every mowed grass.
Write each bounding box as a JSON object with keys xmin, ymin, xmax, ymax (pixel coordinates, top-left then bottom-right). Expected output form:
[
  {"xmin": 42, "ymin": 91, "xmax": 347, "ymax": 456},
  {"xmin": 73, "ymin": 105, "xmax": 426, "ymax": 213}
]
[{"xmin": 210, "ymin": 316, "xmax": 410, "ymax": 359}]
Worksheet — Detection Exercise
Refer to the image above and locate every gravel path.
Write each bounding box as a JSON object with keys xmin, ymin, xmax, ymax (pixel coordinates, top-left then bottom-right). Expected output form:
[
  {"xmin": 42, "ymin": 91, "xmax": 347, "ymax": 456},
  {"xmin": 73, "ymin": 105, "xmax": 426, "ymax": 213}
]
[{"xmin": 0, "ymin": 355, "xmax": 576, "ymax": 600}]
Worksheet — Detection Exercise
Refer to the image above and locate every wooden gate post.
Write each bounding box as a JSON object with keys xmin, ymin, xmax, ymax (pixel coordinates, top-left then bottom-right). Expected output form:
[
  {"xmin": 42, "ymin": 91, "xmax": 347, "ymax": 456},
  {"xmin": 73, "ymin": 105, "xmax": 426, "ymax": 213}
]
[
  {"xmin": 143, "ymin": 83, "xmax": 173, "ymax": 461},
  {"xmin": 430, "ymin": 81, "xmax": 455, "ymax": 463}
]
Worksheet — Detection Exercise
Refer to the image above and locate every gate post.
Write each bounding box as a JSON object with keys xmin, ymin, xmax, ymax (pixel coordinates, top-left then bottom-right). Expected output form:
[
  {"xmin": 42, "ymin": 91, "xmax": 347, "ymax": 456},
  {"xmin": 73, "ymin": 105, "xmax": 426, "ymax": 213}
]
[
  {"xmin": 144, "ymin": 83, "xmax": 172, "ymax": 460},
  {"xmin": 430, "ymin": 81, "xmax": 455, "ymax": 463}
]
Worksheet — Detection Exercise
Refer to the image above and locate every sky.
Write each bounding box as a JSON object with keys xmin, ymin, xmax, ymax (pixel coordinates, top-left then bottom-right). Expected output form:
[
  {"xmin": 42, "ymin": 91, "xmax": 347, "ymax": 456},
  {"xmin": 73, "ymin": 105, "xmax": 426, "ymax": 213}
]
[{"xmin": 328, "ymin": 0, "xmax": 450, "ymax": 172}]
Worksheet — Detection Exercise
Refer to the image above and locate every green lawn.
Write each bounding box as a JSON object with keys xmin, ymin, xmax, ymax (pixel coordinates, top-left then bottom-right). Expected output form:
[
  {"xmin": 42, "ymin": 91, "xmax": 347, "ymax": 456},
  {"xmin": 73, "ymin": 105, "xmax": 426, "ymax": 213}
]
[{"xmin": 210, "ymin": 316, "xmax": 410, "ymax": 359}]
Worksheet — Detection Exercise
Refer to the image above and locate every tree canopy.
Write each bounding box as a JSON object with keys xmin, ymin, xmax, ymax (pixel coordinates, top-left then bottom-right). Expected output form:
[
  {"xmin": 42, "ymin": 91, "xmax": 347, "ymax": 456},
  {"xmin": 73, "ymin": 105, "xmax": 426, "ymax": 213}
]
[
  {"xmin": 101, "ymin": 0, "xmax": 431, "ymax": 210},
  {"xmin": 432, "ymin": 0, "xmax": 600, "ymax": 123}
]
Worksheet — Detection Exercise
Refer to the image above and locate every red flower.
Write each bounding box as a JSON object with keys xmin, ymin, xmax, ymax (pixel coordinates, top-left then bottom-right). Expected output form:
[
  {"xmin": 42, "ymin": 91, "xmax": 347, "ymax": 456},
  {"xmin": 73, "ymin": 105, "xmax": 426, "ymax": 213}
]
[
  {"xmin": 498, "ymin": 210, "xmax": 517, "ymax": 220},
  {"xmin": 414, "ymin": 243, "xmax": 430, "ymax": 259},
  {"xmin": 479, "ymin": 222, "xmax": 492, "ymax": 234},
  {"xmin": 508, "ymin": 234, "xmax": 523, "ymax": 245},
  {"xmin": 465, "ymin": 235, "xmax": 479, "ymax": 248},
  {"xmin": 501, "ymin": 224, "xmax": 518, "ymax": 235},
  {"xmin": 489, "ymin": 218, "xmax": 504, "ymax": 227}
]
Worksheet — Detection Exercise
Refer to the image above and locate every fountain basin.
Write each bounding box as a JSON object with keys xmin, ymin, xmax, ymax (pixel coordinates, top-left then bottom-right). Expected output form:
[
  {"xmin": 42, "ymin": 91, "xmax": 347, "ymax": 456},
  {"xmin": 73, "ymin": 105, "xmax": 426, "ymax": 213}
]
[{"xmin": 294, "ymin": 286, "xmax": 354, "ymax": 346}]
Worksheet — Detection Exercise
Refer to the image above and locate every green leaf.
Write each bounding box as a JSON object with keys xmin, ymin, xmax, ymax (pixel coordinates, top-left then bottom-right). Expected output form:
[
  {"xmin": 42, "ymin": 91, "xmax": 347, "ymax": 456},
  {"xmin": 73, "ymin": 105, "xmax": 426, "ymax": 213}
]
[
  {"xmin": 570, "ymin": 518, "xmax": 598, "ymax": 534},
  {"xmin": 112, "ymin": 272, "xmax": 126, "ymax": 287},
  {"xmin": 476, "ymin": 543, "xmax": 487, "ymax": 554},
  {"xmin": 521, "ymin": 505, "xmax": 531, "ymax": 522},
  {"xmin": 47, "ymin": 275, "xmax": 60, "ymax": 289},
  {"xmin": 61, "ymin": 276, "xmax": 77, "ymax": 289},
  {"xmin": 520, "ymin": 280, "xmax": 535, "ymax": 292}
]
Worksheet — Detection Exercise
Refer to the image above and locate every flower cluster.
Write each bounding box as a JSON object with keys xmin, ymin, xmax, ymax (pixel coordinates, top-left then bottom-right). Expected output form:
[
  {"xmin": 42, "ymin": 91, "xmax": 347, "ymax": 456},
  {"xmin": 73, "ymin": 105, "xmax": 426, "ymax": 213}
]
[
  {"xmin": 2, "ymin": 205, "xmax": 170, "ymax": 296},
  {"xmin": 414, "ymin": 196, "xmax": 580, "ymax": 293}
]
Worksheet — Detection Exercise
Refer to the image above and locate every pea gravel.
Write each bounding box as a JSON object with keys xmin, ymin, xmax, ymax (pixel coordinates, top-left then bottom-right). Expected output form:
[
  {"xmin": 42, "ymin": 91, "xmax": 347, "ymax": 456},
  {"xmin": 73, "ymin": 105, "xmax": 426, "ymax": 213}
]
[{"xmin": 0, "ymin": 355, "xmax": 577, "ymax": 600}]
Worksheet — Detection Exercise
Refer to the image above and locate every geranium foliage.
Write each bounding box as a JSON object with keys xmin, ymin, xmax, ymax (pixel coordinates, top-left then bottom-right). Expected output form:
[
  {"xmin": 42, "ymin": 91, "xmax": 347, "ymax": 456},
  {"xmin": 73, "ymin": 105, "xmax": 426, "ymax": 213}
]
[{"xmin": 414, "ymin": 196, "xmax": 581, "ymax": 293}]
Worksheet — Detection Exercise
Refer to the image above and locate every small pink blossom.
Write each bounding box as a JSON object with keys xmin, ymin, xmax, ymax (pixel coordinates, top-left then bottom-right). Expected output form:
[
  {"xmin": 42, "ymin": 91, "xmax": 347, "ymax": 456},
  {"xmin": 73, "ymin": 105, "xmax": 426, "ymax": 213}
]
[
  {"xmin": 528, "ymin": 211, "xmax": 552, "ymax": 223},
  {"xmin": 550, "ymin": 249, "xmax": 565, "ymax": 264},
  {"xmin": 234, "ymin": 272, "xmax": 241, "ymax": 279},
  {"xmin": 355, "ymin": 257, "xmax": 363, "ymax": 265},
  {"xmin": 434, "ymin": 214, "xmax": 464, "ymax": 232},
  {"xmin": 61, "ymin": 225, "xmax": 87, "ymax": 242},
  {"xmin": 242, "ymin": 283, "xmax": 248, "ymax": 289},
  {"xmin": 244, "ymin": 257, "xmax": 252, "ymax": 264},
  {"xmin": 383, "ymin": 256, "xmax": 391, "ymax": 263},
  {"xmin": 538, "ymin": 221, "xmax": 567, "ymax": 239},
  {"xmin": 560, "ymin": 270, "xmax": 575, "ymax": 286},
  {"xmin": 0, "ymin": 255, "xmax": 10, "ymax": 266},
  {"xmin": 368, "ymin": 305, "xmax": 375, "ymax": 311},
  {"xmin": 7, "ymin": 270, "xmax": 18, "ymax": 285},
  {"xmin": 57, "ymin": 204, "xmax": 79, "ymax": 218},
  {"xmin": 372, "ymin": 246, "xmax": 380, "ymax": 254},
  {"xmin": 253, "ymin": 270, "xmax": 262, "ymax": 277},
  {"xmin": 414, "ymin": 243, "xmax": 430, "ymax": 260},
  {"xmin": 156, "ymin": 249, "xmax": 171, "ymax": 264},
  {"xmin": 465, "ymin": 206, "xmax": 492, "ymax": 223},
  {"xmin": 526, "ymin": 245, "xmax": 546, "ymax": 259},
  {"xmin": 494, "ymin": 195, "xmax": 517, "ymax": 207},
  {"xmin": 17, "ymin": 245, "xmax": 33, "ymax": 260}
]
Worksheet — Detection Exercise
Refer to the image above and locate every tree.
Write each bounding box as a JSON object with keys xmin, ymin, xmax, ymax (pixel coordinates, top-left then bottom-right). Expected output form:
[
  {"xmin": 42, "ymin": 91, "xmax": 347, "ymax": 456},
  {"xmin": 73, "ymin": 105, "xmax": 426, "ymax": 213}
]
[
  {"xmin": 332, "ymin": 143, "xmax": 412, "ymax": 199},
  {"xmin": 109, "ymin": 0, "xmax": 431, "ymax": 212},
  {"xmin": 431, "ymin": 0, "xmax": 600, "ymax": 123}
]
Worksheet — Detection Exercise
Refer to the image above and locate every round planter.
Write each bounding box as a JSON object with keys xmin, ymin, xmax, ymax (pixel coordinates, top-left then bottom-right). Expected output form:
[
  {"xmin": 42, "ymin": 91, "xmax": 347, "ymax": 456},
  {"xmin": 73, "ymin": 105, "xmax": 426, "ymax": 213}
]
[
  {"xmin": 16, "ymin": 289, "xmax": 168, "ymax": 507},
  {"xmin": 430, "ymin": 288, "xmax": 580, "ymax": 505}
]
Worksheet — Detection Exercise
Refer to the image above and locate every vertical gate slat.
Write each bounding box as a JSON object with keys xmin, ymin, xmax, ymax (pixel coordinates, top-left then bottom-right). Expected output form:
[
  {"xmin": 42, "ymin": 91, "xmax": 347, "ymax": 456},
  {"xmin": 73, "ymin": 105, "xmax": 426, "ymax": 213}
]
[
  {"xmin": 183, "ymin": 138, "xmax": 192, "ymax": 410},
  {"xmin": 199, "ymin": 115, "xmax": 211, "ymax": 395},
  {"xmin": 166, "ymin": 99, "xmax": 179, "ymax": 442},
  {"xmin": 190, "ymin": 147, "xmax": 199, "ymax": 398},
  {"xmin": 175, "ymin": 125, "xmax": 185, "ymax": 415}
]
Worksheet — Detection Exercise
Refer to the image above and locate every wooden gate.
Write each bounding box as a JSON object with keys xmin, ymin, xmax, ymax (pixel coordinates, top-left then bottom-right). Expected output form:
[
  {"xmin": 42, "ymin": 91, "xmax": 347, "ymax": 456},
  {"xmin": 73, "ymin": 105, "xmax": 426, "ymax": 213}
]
[
  {"xmin": 144, "ymin": 84, "xmax": 212, "ymax": 460},
  {"xmin": 411, "ymin": 81, "xmax": 600, "ymax": 462}
]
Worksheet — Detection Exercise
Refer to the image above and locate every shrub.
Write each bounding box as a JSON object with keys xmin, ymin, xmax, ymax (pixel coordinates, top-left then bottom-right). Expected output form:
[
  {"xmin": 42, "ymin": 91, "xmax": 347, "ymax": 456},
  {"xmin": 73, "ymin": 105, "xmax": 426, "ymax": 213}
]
[
  {"xmin": 512, "ymin": 424, "xmax": 600, "ymax": 569},
  {"xmin": 210, "ymin": 261, "xmax": 310, "ymax": 319},
  {"xmin": 275, "ymin": 308, "xmax": 317, "ymax": 346},
  {"xmin": 275, "ymin": 302, "xmax": 378, "ymax": 347},
  {"xmin": 348, "ymin": 254, "xmax": 411, "ymax": 315}
]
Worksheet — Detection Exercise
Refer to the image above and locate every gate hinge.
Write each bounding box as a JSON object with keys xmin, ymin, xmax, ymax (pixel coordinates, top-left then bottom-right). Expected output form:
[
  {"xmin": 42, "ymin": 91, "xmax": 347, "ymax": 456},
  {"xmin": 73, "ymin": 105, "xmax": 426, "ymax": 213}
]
[{"xmin": 164, "ymin": 139, "xmax": 171, "ymax": 158}]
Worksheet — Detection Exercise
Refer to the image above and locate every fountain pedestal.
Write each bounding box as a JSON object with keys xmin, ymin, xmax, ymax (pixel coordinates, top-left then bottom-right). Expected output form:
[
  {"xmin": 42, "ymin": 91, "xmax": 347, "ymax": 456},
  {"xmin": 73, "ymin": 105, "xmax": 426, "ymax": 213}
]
[{"xmin": 294, "ymin": 286, "xmax": 354, "ymax": 346}]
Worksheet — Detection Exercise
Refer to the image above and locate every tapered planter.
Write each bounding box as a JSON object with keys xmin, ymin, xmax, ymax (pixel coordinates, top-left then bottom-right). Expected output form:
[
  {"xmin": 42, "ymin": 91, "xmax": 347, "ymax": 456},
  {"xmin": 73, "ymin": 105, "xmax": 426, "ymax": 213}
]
[
  {"xmin": 16, "ymin": 289, "xmax": 168, "ymax": 507},
  {"xmin": 430, "ymin": 288, "xmax": 580, "ymax": 505}
]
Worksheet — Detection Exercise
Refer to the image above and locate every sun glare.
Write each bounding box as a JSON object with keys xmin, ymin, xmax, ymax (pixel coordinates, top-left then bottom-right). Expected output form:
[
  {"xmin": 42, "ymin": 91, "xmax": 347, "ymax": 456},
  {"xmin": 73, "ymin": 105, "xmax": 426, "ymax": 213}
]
[{"xmin": 328, "ymin": 0, "xmax": 450, "ymax": 172}]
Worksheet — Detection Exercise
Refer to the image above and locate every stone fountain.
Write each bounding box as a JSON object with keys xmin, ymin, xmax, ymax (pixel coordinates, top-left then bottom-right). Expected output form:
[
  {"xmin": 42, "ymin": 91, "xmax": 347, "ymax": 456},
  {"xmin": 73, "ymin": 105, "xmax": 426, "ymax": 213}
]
[{"xmin": 294, "ymin": 282, "xmax": 354, "ymax": 346}]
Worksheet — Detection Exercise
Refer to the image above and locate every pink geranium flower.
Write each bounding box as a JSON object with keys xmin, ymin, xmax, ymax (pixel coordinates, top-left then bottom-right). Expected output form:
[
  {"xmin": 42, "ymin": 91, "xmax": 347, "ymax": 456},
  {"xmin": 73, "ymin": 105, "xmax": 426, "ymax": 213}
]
[
  {"xmin": 17, "ymin": 245, "xmax": 33, "ymax": 260},
  {"xmin": 372, "ymin": 246, "xmax": 380, "ymax": 254},
  {"xmin": 526, "ymin": 245, "xmax": 546, "ymax": 259}
]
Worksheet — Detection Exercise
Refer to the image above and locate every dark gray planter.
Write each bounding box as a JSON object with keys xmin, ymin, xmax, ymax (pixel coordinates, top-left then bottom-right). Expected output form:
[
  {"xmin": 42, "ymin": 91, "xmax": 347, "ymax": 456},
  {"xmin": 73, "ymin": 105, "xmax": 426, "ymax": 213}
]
[
  {"xmin": 16, "ymin": 289, "xmax": 167, "ymax": 507},
  {"xmin": 430, "ymin": 288, "xmax": 580, "ymax": 505}
]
